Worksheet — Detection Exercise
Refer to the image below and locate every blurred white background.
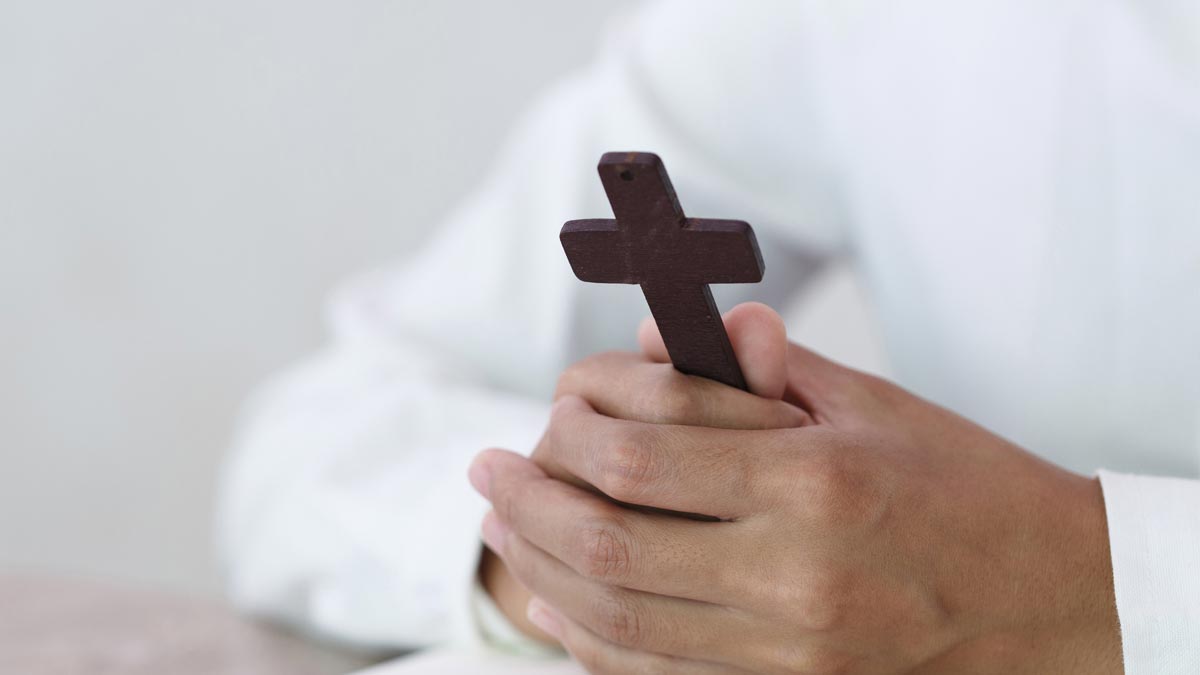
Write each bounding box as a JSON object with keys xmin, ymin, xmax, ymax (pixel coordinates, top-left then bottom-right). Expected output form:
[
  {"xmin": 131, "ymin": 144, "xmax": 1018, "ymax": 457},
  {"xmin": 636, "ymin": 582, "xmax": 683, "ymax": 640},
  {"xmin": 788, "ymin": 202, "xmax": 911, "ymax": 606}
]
[{"xmin": 0, "ymin": 1, "xmax": 884, "ymax": 597}]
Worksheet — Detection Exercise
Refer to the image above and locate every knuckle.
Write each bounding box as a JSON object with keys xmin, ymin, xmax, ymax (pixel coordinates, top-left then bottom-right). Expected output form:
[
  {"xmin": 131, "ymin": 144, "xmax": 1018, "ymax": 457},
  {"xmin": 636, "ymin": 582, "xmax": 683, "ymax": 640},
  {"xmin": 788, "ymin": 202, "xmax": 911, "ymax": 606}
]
[
  {"xmin": 772, "ymin": 643, "xmax": 852, "ymax": 675},
  {"xmin": 645, "ymin": 374, "xmax": 700, "ymax": 424},
  {"xmin": 597, "ymin": 430, "xmax": 659, "ymax": 501},
  {"xmin": 795, "ymin": 451, "xmax": 847, "ymax": 514},
  {"xmin": 589, "ymin": 588, "xmax": 647, "ymax": 648},
  {"xmin": 792, "ymin": 566, "xmax": 851, "ymax": 632},
  {"xmin": 552, "ymin": 357, "xmax": 590, "ymax": 398},
  {"xmin": 547, "ymin": 397, "xmax": 584, "ymax": 449},
  {"xmin": 714, "ymin": 440, "xmax": 758, "ymax": 500},
  {"xmin": 812, "ymin": 452, "xmax": 853, "ymax": 499},
  {"xmin": 493, "ymin": 475, "xmax": 537, "ymax": 527},
  {"xmin": 576, "ymin": 516, "xmax": 635, "ymax": 583},
  {"xmin": 797, "ymin": 446, "xmax": 879, "ymax": 527}
]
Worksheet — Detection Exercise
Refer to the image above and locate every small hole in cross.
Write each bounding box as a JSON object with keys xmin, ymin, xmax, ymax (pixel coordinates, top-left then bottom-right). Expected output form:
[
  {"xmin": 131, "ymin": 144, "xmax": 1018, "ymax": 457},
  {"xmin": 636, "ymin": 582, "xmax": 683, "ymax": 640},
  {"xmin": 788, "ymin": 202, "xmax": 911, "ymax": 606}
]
[{"xmin": 619, "ymin": 170, "xmax": 634, "ymax": 181}]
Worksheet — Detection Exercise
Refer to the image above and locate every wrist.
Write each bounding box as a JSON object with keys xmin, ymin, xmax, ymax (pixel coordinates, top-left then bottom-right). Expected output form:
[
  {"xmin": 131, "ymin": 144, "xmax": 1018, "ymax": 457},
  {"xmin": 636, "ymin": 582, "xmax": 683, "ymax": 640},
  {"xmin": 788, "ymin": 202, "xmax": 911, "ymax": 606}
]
[
  {"xmin": 923, "ymin": 473, "xmax": 1123, "ymax": 674},
  {"xmin": 1052, "ymin": 476, "xmax": 1122, "ymax": 673},
  {"xmin": 999, "ymin": 474, "xmax": 1123, "ymax": 673}
]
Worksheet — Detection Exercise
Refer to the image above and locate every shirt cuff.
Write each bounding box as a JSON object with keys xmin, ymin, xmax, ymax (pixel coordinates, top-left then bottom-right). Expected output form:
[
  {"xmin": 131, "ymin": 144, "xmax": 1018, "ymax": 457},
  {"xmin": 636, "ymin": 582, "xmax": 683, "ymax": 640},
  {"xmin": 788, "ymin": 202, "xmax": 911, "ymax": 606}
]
[
  {"xmin": 1097, "ymin": 469, "xmax": 1200, "ymax": 674},
  {"xmin": 468, "ymin": 562, "xmax": 567, "ymax": 659}
]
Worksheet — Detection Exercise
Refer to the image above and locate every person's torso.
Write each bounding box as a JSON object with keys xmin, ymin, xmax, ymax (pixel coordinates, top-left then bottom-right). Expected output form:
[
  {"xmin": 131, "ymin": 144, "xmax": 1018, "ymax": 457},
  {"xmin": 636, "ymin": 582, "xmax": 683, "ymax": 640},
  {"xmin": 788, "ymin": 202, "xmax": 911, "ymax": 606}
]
[{"xmin": 805, "ymin": 1, "xmax": 1200, "ymax": 474}]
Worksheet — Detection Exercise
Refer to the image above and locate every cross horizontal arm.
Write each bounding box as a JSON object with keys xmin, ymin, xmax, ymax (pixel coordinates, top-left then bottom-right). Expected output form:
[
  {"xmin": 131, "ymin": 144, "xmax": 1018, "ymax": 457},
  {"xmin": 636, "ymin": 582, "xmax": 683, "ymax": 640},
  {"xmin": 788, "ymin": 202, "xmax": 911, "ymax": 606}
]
[
  {"xmin": 560, "ymin": 217, "xmax": 764, "ymax": 284},
  {"xmin": 560, "ymin": 219, "xmax": 630, "ymax": 283},
  {"xmin": 672, "ymin": 218, "xmax": 765, "ymax": 283}
]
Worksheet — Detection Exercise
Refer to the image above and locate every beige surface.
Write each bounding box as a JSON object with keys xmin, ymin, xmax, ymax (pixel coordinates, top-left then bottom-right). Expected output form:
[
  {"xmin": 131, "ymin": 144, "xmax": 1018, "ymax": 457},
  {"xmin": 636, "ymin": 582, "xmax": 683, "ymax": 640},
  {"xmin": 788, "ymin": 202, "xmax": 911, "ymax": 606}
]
[
  {"xmin": 355, "ymin": 649, "xmax": 581, "ymax": 675},
  {"xmin": 0, "ymin": 574, "xmax": 377, "ymax": 675}
]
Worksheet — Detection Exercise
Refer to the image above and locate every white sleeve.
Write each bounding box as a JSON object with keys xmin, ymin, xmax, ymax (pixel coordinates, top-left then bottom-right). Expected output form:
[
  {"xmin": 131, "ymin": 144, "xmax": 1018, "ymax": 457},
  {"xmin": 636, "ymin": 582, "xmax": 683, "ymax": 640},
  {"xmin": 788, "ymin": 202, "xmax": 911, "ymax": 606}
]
[
  {"xmin": 1097, "ymin": 470, "xmax": 1200, "ymax": 674},
  {"xmin": 216, "ymin": 0, "xmax": 847, "ymax": 651}
]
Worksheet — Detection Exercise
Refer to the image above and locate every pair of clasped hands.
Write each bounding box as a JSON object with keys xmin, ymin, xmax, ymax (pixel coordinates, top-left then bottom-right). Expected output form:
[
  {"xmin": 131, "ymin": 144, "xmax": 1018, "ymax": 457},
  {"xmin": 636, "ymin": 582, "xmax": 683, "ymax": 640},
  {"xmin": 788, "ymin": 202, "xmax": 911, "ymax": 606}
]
[{"xmin": 468, "ymin": 303, "xmax": 1122, "ymax": 674}]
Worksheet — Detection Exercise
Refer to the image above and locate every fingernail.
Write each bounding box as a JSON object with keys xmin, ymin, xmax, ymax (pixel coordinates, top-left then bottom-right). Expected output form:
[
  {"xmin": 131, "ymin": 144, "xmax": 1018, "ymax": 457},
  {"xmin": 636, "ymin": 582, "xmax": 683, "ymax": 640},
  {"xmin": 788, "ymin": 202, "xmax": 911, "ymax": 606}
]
[
  {"xmin": 480, "ymin": 511, "xmax": 510, "ymax": 555},
  {"xmin": 526, "ymin": 597, "xmax": 563, "ymax": 640},
  {"xmin": 468, "ymin": 457, "xmax": 492, "ymax": 499}
]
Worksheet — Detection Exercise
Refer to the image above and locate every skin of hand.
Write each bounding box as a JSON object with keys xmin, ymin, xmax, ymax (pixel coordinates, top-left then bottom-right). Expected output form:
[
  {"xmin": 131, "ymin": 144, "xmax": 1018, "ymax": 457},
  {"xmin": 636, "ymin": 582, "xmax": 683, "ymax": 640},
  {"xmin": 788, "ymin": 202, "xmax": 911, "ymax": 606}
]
[
  {"xmin": 477, "ymin": 303, "xmax": 796, "ymax": 645},
  {"xmin": 469, "ymin": 302, "xmax": 1123, "ymax": 674}
]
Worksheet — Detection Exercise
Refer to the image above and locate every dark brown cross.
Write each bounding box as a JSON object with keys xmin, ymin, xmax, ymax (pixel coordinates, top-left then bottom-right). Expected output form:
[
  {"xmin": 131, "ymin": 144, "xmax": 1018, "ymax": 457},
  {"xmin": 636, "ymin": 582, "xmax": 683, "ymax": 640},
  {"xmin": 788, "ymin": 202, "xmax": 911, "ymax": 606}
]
[{"xmin": 560, "ymin": 152, "xmax": 765, "ymax": 391}]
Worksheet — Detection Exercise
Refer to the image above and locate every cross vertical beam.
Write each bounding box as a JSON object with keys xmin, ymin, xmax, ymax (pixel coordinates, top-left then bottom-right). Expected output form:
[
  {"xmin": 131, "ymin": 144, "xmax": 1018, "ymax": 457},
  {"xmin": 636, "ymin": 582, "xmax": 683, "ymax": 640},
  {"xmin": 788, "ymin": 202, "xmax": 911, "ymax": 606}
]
[{"xmin": 560, "ymin": 152, "xmax": 765, "ymax": 390}]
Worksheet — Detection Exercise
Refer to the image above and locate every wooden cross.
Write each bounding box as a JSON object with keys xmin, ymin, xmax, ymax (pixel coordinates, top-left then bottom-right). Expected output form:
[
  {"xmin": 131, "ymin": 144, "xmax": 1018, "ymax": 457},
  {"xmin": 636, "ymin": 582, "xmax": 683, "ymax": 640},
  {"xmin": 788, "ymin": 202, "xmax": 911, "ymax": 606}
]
[{"xmin": 560, "ymin": 152, "xmax": 765, "ymax": 391}]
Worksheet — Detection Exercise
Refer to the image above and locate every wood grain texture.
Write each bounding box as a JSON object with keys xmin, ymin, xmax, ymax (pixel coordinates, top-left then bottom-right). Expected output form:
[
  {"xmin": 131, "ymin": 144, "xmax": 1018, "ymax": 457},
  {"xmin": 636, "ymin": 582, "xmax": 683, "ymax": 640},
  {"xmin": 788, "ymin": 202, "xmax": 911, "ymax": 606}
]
[{"xmin": 561, "ymin": 152, "xmax": 764, "ymax": 390}]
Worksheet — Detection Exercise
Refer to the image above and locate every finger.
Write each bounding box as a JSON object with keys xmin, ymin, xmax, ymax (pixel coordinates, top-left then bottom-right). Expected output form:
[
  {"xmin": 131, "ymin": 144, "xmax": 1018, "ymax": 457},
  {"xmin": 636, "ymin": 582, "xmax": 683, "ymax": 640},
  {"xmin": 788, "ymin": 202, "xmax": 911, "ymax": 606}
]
[
  {"xmin": 554, "ymin": 351, "xmax": 810, "ymax": 430},
  {"xmin": 476, "ymin": 449, "xmax": 747, "ymax": 602},
  {"xmin": 723, "ymin": 302, "xmax": 788, "ymax": 399},
  {"xmin": 527, "ymin": 598, "xmax": 751, "ymax": 675},
  {"xmin": 539, "ymin": 396, "xmax": 788, "ymax": 518},
  {"xmin": 639, "ymin": 302, "xmax": 789, "ymax": 399},
  {"xmin": 637, "ymin": 316, "xmax": 669, "ymax": 362},
  {"xmin": 488, "ymin": 515, "xmax": 753, "ymax": 663}
]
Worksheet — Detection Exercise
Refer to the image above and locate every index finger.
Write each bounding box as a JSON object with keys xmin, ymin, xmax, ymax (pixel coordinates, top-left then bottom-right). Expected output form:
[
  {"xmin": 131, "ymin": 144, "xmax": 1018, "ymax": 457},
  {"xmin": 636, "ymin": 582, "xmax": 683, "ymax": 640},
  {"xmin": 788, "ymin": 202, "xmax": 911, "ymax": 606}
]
[
  {"xmin": 554, "ymin": 351, "xmax": 810, "ymax": 430},
  {"xmin": 538, "ymin": 395, "xmax": 788, "ymax": 520},
  {"xmin": 476, "ymin": 448, "xmax": 748, "ymax": 605},
  {"xmin": 638, "ymin": 302, "xmax": 789, "ymax": 400}
]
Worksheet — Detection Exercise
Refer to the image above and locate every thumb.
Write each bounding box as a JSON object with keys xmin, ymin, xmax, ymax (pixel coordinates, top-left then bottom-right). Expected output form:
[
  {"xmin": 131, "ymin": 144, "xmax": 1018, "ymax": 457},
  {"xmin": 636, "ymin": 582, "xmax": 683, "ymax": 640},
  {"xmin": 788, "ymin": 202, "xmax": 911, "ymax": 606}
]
[{"xmin": 637, "ymin": 301, "xmax": 789, "ymax": 399}]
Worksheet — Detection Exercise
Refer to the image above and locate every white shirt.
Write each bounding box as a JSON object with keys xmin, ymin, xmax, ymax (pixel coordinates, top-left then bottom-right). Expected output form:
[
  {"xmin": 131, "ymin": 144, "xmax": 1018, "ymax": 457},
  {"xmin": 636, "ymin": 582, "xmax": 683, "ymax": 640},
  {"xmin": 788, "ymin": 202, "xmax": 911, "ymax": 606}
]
[{"xmin": 217, "ymin": 2, "xmax": 1200, "ymax": 672}]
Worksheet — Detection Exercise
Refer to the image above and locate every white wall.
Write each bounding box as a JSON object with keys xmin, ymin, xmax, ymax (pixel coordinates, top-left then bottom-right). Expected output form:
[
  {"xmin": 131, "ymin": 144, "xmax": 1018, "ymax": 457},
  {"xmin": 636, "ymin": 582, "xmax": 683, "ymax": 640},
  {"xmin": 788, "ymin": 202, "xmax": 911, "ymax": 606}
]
[{"xmin": 0, "ymin": 1, "xmax": 884, "ymax": 595}]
